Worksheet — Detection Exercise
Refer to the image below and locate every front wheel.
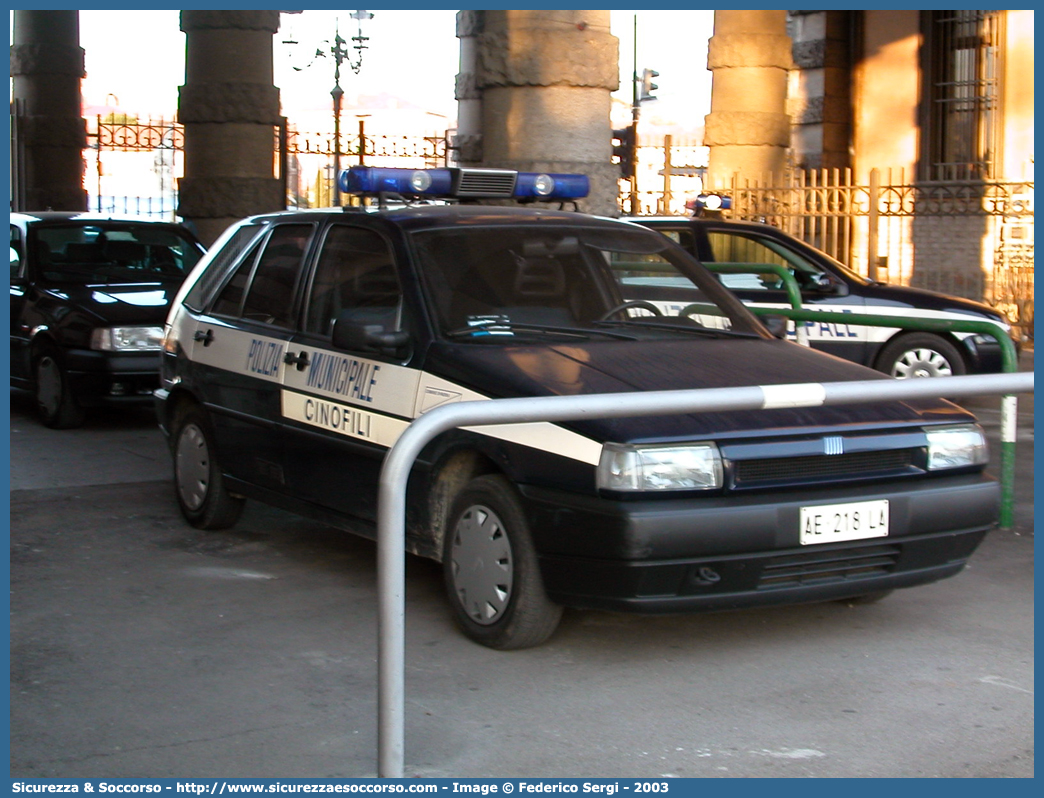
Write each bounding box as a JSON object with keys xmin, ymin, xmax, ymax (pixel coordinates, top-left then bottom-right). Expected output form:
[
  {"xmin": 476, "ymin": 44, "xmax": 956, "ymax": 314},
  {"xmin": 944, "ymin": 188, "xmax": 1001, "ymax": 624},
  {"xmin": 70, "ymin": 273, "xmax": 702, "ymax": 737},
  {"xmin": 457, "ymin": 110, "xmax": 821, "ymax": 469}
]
[
  {"xmin": 171, "ymin": 404, "xmax": 244, "ymax": 530},
  {"xmin": 443, "ymin": 475, "xmax": 563, "ymax": 649},
  {"xmin": 34, "ymin": 346, "xmax": 86, "ymax": 429},
  {"xmin": 876, "ymin": 333, "xmax": 966, "ymax": 379}
]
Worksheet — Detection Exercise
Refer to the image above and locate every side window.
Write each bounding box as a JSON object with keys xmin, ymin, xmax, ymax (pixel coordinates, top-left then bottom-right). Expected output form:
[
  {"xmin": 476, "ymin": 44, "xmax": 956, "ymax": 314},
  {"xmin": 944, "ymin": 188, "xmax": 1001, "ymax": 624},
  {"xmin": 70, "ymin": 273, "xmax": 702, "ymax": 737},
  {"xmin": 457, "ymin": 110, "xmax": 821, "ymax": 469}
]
[
  {"xmin": 657, "ymin": 227, "xmax": 699, "ymax": 255},
  {"xmin": 210, "ymin": 224, "xmax": 312, "ymax": 327},
  {"xmin": 606, "ymin": 250, "xmax": 693, "ymax": 291},
  {"xmin": 304, "ymin": 225, "xmax": 402, "ymax": 337},
  {"xmin": 239, "ymin": 225, "xmax": 313, "ymax": 327},
  {"xmin": 210, "ymin": 243, "xmax": 260, "ymax": 318},
  {"xmin": 706, "ymin": 231, "xmax": 813, "ymax": 291},
  {"xmin": 185, "ymin": 224, "xmax": 262, "ymax": 312},
  {"xmin": 10, "ymin": 225, "xmax": 23, "ymax": 279}
]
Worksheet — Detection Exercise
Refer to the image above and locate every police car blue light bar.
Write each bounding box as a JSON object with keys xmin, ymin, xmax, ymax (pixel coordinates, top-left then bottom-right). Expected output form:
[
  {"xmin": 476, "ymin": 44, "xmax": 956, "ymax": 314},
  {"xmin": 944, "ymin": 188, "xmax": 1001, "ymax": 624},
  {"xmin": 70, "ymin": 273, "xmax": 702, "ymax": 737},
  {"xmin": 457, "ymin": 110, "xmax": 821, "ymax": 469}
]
[
  {"xmin": 338, "ymin": 166, "xmax": 589, "ymax": 201},
  {"xmin": 514, "ymin": 172, "xmax": 589, "ymax": 199},
  {"xmin": 687, "ymin": 193, "xmax": 732, "ymax": 212}
]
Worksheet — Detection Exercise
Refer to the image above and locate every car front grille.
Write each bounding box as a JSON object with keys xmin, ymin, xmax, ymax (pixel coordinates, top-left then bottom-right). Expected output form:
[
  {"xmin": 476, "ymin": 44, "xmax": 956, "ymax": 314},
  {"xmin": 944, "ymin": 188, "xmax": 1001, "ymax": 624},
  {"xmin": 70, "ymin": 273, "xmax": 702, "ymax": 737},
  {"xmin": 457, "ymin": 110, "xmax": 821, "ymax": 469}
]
[
  {"xmin": 757, "ymin": 543, "xmax": 901, "ymax": 590},
  {"xmin": 733, "ymin": 448, "xmax": 920, "ymax": 487}
]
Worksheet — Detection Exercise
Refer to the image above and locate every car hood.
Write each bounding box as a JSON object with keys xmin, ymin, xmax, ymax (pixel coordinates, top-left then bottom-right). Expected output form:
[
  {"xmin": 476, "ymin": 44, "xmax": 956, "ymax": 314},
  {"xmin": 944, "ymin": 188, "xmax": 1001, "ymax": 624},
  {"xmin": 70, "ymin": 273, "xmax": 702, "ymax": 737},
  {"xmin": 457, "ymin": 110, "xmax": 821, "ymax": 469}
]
[
  {"xmin": 425, "ymin": 337, "xmax": 973, "ymax": 442},
  {"xmin": 860, "ymin": 281, "xmax": 1006, "ymax": 320},
  {"xmin": 39, "ymin": 281, "xmax": 178, "ymax": 325}
]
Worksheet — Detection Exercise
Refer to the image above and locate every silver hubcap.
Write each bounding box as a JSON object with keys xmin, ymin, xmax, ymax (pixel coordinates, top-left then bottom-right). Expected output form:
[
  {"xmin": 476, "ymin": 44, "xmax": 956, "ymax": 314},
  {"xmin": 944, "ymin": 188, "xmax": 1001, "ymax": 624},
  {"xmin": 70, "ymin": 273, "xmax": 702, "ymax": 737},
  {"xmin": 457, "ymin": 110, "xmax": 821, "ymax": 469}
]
[
  {"xmin": 449, "ymin": 504, "xmax": 514, "ymax": 625},
  {"xmin": 892, "ymin": 347, "xmax": 953, "ymax": 379},
  {"xmin": 36, "ymin": 356, "xmax": 63, "ymax": 416},
  {"xmin": 175, "ymin": 422, "xmax": 211, "ymax": 511}
]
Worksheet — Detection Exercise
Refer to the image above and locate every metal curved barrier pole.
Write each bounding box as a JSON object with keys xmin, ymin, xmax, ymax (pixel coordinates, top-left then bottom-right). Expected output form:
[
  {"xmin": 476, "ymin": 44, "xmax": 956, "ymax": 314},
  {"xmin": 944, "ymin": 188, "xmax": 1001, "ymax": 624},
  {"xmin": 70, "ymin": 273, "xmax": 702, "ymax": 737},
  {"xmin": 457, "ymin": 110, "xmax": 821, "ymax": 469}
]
[
  {"xmin": 704, "ymin": 263, "xmax": 808, "ymax": 346},
  {"xmin": 375, "ymin": 370, "xmax": 1034, "ymax": 777}
]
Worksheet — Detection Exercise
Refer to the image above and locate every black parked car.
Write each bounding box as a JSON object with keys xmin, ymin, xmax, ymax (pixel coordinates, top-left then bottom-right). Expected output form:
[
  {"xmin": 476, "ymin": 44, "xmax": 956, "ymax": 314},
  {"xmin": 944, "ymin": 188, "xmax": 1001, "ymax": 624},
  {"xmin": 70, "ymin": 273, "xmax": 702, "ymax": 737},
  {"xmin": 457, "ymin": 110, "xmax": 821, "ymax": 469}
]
[
  {"xmin": 10, "ymin": 212, "xmax": 206, "ymax": 428},
  {"xmin": 155, "ymin": 167, "xmax": 997, "ymax": 649},
  {"xmin": 635, "ymin": 215, "xmax": 1015, "ymax": 378}
]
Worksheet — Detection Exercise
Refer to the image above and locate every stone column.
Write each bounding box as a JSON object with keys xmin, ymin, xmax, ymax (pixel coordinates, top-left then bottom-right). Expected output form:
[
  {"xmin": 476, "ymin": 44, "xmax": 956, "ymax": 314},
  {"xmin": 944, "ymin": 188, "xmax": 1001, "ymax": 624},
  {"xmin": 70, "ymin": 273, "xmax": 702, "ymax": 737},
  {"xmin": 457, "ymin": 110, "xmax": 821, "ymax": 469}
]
[
  {"xmin": 9, "ymin": 10, "xmax": 87, "ymax": 211},
  {"xmin": 454, "ymin": 10, "xmax": 485, "ymax": 165},
  {"xmin": 463, "ymin": 10, "xmax": 620, "ymax": 216},
  {"xmin": 704, "ymin": 10, "xmax": 792, "ymax": 189},
  {"xmin": 788, "ymin": 11, "xmax": 853, "ymax": 170},
  {"xmin": 178, "ymin": 10, "xmax": 283, "ymax": 246}
]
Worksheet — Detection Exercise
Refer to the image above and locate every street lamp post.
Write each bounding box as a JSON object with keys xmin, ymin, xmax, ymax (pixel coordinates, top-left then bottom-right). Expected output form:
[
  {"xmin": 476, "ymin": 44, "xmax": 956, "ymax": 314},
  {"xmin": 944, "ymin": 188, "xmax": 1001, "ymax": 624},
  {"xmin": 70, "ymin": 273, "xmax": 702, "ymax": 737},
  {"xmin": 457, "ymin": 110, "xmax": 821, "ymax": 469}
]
[
  {"xmin": 330, "ymin": 26, "xmax": 348, "ymax": 206},
  {"xmin": 283, "ymin": 11, "xmax": 372, "ymax": 207}
]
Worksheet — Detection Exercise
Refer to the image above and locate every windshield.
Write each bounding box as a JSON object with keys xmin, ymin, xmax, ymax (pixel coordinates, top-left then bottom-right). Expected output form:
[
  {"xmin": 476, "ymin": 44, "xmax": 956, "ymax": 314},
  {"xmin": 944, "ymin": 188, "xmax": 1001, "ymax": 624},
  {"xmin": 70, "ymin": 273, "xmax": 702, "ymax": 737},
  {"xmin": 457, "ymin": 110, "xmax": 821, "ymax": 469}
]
[
  {"xmin": 411, "ymin": 224, "xmax": 764, "ymax": 342},
  {"xmin": 29, "ymin": 223, "xmax": 203, "ymax": 284}
]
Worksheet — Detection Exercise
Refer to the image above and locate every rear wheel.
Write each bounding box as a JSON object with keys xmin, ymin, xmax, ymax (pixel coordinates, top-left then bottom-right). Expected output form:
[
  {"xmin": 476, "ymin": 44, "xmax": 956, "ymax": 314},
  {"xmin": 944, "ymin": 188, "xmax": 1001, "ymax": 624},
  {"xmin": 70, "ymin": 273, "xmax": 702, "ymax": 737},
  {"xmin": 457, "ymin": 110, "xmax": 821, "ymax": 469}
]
[
  {"xmin": 34, "ymin": 346, "xmax": 86, "ymax": 429},
  {"xmin": 443, "ymin": 475, "xmax": 562, "ymax": 649},
  {"xmin": 876, "ymin": 333, "xmax": 966, "ymax": 379},
  {"xmin": 172, "ymin": 404, "xmax": 244, "ymax": 530}
]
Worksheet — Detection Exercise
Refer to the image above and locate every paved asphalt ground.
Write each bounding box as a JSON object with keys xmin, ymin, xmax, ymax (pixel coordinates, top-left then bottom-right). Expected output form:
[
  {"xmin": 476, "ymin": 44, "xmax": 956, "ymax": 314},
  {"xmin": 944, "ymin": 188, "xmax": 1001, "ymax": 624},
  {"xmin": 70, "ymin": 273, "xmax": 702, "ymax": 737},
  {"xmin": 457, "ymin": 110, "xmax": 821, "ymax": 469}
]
[{"xmin": 8, "ymin": 352, "xmax": 1034, "ymax": 779}]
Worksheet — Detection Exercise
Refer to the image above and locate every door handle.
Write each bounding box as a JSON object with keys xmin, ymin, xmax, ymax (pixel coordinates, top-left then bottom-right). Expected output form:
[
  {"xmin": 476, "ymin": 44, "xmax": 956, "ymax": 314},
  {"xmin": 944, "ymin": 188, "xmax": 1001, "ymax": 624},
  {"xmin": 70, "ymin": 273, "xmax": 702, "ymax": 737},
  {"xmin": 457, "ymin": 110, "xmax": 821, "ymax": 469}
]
[
  {"xmin": 193, "ymin": 329, "xmax": 214, "ymax": 346},
  {"xmin": 284, "ymin": 349, "xmax": 310, "ymax": 370}
]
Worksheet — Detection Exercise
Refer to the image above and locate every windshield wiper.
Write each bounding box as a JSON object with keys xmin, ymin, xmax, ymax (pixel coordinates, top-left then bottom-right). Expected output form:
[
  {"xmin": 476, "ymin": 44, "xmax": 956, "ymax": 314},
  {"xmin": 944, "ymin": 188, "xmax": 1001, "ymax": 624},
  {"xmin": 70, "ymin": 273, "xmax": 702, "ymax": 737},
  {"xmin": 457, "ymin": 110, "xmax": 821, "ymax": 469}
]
[
  {"xmin": 593, "ymin": 318, "xmax": 760, "ymax": 338},
  {"xmin": 445, "ymin": 321, "xmax": 637, "ymax": 341}
]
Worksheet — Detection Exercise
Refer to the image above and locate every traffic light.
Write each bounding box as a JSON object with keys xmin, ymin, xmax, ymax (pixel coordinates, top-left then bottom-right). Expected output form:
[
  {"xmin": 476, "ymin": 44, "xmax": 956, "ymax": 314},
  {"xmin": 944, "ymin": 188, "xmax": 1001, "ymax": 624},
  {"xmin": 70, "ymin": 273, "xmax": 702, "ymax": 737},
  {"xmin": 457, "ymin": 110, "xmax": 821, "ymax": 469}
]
[
  {"xmin": 611, "ymin": 125, "xmax": 636, "ymax": 180},
  {"xmin": 639, "ymin": 68, "xmax": 659, "ymax": 102}
]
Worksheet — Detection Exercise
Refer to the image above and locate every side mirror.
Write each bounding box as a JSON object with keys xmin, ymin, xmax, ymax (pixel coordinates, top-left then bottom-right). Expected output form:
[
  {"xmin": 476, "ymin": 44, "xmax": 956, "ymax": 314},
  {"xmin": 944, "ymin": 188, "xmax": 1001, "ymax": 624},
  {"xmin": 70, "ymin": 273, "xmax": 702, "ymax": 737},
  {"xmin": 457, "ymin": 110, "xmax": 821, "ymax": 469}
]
[
  {"xmin": 761, "ymin": 314, "xmax": 789, "ymax": 339},
  {"xmin": 809, "ymin": 272, "xmax": 849, "ymax": 297},
  {"xmin": 331, "ymin": 316, "xmax": 410, "ymax": 358}
]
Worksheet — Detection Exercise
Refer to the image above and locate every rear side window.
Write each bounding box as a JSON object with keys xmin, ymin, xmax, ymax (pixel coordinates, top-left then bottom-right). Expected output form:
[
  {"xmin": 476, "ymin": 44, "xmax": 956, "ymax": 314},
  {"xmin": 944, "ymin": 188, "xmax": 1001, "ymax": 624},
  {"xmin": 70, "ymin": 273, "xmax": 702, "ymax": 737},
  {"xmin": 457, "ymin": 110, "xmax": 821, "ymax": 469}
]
[
  {"xmin": 209, "ymin": 224, "xmax": 314, "ymax": 328},
  {"xmin": 240, "ymin": 225, "xmax": 312, "ymax": 327},
  {"xmin": 183, "ymin": 224, "xmax": 261, "ymax": 312},
  {"xmin": 209, "ymin": 243, "xmax": 260, "ymax": 318}
]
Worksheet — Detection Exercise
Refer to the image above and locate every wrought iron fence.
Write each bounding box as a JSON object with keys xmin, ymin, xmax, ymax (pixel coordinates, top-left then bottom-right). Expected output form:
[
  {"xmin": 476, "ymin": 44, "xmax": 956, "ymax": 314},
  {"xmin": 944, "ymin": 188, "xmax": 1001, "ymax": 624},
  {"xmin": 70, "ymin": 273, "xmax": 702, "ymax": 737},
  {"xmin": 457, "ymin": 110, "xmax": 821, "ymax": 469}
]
[
  {"xmin": 705, "ymin": 166, "xmax": 1034, "ymax": 340},
  {"xmin": 286, "ymin": 126, "xmax": 448, "ymax": 164},
  {"xmin": 84, "ymin": 115, "xmax": 451, "ymax": 215}
]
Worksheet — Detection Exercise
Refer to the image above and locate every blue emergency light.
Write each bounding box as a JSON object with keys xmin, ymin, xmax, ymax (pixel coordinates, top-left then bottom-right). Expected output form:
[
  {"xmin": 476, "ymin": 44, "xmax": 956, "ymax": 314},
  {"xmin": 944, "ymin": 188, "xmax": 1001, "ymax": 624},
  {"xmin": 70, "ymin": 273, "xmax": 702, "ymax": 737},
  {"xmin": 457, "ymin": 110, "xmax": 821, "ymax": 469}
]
[
  {"xmin": 687, "ymin": 193, "xmax": 732, "ymax": 212},
  {"xmin": 338, "ymin": 166, "xmax": 589, "ymax": 201}
]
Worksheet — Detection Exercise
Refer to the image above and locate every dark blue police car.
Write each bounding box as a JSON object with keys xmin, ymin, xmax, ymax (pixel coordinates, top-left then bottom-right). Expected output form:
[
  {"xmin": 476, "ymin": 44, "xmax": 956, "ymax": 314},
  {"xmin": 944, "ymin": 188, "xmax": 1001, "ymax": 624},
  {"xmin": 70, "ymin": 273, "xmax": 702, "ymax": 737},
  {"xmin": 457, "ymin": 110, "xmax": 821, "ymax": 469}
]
[
  {"xmin": 635, "ymin": 213, "xmax": 1015, "ymax": 378},
  {"xmin": 156, "ymin": 167, "xmax": 998, "ymax": 649}
]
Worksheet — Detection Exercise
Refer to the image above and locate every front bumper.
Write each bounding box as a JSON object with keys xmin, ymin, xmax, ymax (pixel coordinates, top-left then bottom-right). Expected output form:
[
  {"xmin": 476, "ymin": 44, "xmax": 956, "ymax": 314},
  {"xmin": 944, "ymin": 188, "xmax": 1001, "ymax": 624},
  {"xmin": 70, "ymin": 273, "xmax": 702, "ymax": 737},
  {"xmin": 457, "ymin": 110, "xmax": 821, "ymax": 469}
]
[
  {"xmin": 63, "ymin": 348, "xmax": 161, "ymax": 407},
  {"xmin": 520, "ymin": 473, "xmax": 998, "ymax": 612}
]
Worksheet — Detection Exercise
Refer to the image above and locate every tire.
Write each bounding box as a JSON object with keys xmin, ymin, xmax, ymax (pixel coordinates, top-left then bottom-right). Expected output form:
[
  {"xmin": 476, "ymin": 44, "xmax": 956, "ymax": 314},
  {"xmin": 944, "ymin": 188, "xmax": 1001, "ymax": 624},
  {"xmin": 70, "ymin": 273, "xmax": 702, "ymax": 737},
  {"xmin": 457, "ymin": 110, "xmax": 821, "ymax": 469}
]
[
  {"xmin": 443, "ymin": 475, "xmax": 563, "ymax": 650},
  {"xmin": 171, "ymin": 404, "xmax": 244, "ymax": 530},
  {"xmin": 33, "ymin": 346, "xmax": 86, "ymax": 429},
  {"xmin": 876, "ymin": 333, "xmax": 967, "ymax": 379}
]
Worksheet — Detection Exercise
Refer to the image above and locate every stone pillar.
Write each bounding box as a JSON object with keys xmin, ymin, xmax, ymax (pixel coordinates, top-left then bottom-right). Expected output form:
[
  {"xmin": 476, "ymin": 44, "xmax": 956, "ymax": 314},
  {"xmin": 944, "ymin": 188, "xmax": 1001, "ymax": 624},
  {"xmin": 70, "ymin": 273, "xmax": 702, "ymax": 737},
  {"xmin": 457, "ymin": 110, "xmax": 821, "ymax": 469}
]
[
  {"xmin": 454, "ymin": 10, "xmax": 485, "ymax": 165},
  {"xmin": 788, "ymin": 11, "xmax": 853, "ymax": 170},
  {"xmin": 9, "ymin": 10, "xmax": 87, "ymax": 211},
  {"xmin": 704, "ymin": 10, "xmax": 792, "ymax": 189},
  {"xmin": 462, "ymin": 10, "xmax": 620, "ymax": 216},
  {"xmin": 178, "ymin": 10, "xmax": 283, "ymax": 246}
]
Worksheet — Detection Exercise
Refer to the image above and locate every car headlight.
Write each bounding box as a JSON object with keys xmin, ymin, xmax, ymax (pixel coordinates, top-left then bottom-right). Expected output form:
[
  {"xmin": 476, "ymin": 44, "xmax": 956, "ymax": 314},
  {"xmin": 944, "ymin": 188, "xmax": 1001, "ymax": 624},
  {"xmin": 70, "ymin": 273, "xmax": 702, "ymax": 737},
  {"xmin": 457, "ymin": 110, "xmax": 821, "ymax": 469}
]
[
  {"xmin": 90, "ymin": 325, "xmax": 165, "ymax": 352},
  {"xmin": 598, "ymin": 442, "xmax": 723, "ymax": 492},
  {"xmin": 925, "ymin": 424, "xmax": 989, "ymax": 470}
]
